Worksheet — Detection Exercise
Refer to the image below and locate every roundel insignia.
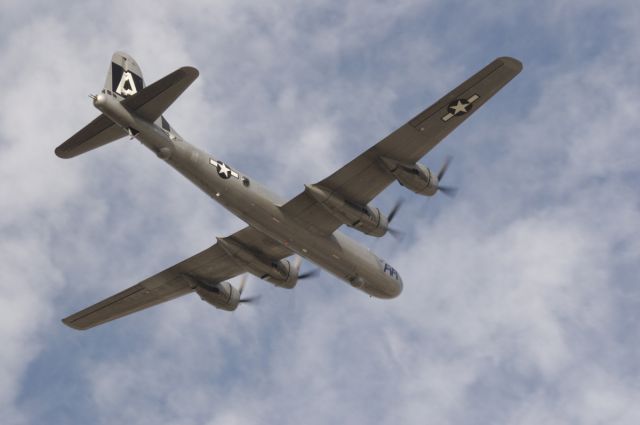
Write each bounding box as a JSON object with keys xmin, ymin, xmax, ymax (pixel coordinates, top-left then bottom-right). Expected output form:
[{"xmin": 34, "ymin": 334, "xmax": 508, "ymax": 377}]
[
  {"xmin": 216, "ymin": 161, "xmax": 232, "ymax": 179},
  {"xmin": 441, "ymin": 94, "xmax": 480, "ymax": 122},
  {"xmin": 448, "ymin": 98, "xmax": 471, "ymax": 116},
  {"xmin": 209, "ymin": 158, "xmax": 240, "ymax": 179}
]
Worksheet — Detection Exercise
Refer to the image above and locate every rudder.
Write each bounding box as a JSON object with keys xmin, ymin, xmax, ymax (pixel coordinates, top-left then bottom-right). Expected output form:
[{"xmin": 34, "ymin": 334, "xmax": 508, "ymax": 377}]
[{"xmin": 105, "ymin": 52, "xmax": 145, "ymax": 98}]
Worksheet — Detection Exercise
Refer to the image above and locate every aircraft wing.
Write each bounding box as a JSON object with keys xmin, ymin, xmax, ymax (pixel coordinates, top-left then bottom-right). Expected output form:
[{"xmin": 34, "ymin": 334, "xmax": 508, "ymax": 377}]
[
  {"xmin": 62, "ymin": 226, "xmax": 292, "ymax": 330},
  {"xmin": 281, "ymin": 57, "xmax": 522, "ymax": 233}
]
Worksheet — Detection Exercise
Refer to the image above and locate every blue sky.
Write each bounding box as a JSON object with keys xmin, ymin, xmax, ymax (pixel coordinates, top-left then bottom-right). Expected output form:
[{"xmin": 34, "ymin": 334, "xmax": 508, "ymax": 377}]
[{"xmin": 2, "ymin": 1, "xmax": 640, "ymax": 424}]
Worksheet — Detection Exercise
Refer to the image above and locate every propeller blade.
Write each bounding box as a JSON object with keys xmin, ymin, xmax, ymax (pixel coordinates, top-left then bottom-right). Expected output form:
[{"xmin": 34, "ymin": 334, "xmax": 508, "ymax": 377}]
[
  {"xmin": 238, "ymin": 274, "xmax": 249, "ymax": 295},
  {"xmin": 239, "ymin": 295, "xmax": 261, "ymax": 304},
  {"xmin": 388, "ymin": 198, "xmax": 404, "ymax": 223},
  {"xmin": 438, "ymin": 185, "xmax": 458, "ymax": 198},
  {"xmin": 298, "ymin": 268, "xmax": 320, "ymax": 280},
  {"xmin": 387, "ymin": 227, "xmax": 406, "ymax": 242},
  {"xmin": 437, "ymin": 156, "xmax": 453, "ymax": 181}
]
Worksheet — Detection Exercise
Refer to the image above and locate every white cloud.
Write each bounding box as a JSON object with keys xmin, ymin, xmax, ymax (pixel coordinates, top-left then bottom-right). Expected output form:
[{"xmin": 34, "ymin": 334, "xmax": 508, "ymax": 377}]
[{"xmin": 1, "ymin": 1, "xmax": 640, "ymax": 425}]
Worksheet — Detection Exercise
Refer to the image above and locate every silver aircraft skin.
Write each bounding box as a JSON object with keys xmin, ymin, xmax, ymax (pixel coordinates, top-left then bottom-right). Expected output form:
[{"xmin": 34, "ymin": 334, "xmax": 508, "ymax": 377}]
[{"xmin": 57, "ymin": 52, "xmax": 522, "ymax": 330}]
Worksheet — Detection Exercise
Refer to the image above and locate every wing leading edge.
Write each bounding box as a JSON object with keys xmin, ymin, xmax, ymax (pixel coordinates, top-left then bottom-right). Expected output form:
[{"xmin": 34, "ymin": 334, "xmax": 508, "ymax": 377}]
[
  {"xmin": 280, "ymin": 57, "xmax": 522, "ymax": 233},
  {"xmin": 62, "ymin": 226, "xmax": 292, "ymax": 330}
]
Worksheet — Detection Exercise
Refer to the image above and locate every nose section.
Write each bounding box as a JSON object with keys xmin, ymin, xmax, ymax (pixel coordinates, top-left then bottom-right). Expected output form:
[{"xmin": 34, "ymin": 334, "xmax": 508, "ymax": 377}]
[{"xmin": 389, "ymin": 277, "xmax": 403, "ymax": 298}]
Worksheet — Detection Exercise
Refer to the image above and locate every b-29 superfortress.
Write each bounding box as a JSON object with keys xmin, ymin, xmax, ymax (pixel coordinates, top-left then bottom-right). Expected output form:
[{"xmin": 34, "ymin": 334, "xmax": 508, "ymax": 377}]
[{"xmin": 57, "ymin": 52, "xmax": 522, "ymax": 330}]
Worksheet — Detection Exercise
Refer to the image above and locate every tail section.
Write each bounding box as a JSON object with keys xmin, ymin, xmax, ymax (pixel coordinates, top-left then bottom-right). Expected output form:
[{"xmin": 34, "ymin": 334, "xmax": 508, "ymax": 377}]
[
  {"xmin": 105, "ymin": 52, "xmax": 145, "ymax": 98},
  {"xmin": 55, "ymin": 52, "xmax": 143, "ymax": 158},
  {"xmin": 56, "ymin": 52, "xmax": 198, "ymax": 159}
]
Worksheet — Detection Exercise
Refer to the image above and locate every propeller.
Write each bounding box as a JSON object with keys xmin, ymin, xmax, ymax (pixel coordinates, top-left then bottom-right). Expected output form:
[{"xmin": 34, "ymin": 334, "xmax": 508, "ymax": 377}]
[
  {"xmin": 294, "ymin": 255, "xmax": 320, "ymax": 281},
  {"xmin": 238, "ymin": 296, "xmax": 260, "ymax": 304},
  {"xmin": 237, "ymin": 274, "xmax": 260, "ymax": 304},
  {"xmin": 388, "ymin": 198, "xmax": 404, "ymax": 223},
  {"xmin": 436, "ymin": 156, "xmax": 458, "ymax": 197},
  {"xmin": 386, "ymin": 198, "xmax": 406, "ymax": 241},
  {"xmin": 298, "ymin": 269, "xmax": 320, "ymax": 280}
]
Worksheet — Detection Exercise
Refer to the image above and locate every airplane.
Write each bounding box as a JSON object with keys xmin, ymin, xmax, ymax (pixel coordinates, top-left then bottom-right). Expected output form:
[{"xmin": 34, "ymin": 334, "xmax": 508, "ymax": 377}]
[{"xmin": 57, "ymin": 52, "xmax": 522, "ymax": 330}]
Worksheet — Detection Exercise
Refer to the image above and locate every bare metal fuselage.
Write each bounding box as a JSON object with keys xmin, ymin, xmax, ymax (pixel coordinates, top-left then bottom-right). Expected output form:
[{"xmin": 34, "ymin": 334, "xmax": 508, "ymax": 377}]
[{"xmin": 93, "ymin": 92, "xmax": 403, "ymax": 299}]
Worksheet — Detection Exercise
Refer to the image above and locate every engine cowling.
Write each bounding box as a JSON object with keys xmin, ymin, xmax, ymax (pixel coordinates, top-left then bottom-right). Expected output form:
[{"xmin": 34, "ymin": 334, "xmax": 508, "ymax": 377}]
[
  {"xmin": 304, "ymin": 184, "xmax": 389, "ymax": 237},
  {"xmin": 263, "ymin": 259, "xmax": 299, "ymax": 289},
  {"xmin": 195, "ymin": 281, "xmax": 241, "ymax": 311},
  {"xmin": 380, "ymin": 157, "xmax": 439, "ymax": 196},
  {"xmin": 216, "ymin": 237, "xmax": 300, "ymax": 289}
]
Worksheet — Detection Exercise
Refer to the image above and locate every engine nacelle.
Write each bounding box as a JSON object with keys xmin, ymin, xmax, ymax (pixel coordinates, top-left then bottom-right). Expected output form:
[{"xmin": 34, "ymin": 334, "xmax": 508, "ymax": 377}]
[
  {"xmin": 380, "ymin": 157, "xmax": 438, "ymax": 196},
  {"xmin": 263, "ymin": 259, "xmax": 298, "ymax": 289},
  {"xmin": 195, "ymin": 281, "xmax": 240, "ymax": 311},
  {"xmin": 304, "ymin": 184, "xmax": 389, "ymax": 237},
  {"xmin": 216, "ymin": 237, "xmax": 300, "ymax": 289}
]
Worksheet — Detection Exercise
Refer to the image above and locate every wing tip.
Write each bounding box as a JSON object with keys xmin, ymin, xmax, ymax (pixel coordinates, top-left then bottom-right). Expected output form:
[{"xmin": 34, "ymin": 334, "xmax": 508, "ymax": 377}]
[
  {"xmin": 54, "ymin": 146, "xmax": 73, "ymax": 159},
  {"xmin": 179, "ymin": 66, "xmax": 200, "ymax": 80},
  {"xmin": 497, "ymin": 56, "xmax": 524, "ymax": 73},
  {"xmin": 61, "ymin": 317, "xmax": 90, "ymax": 331}
]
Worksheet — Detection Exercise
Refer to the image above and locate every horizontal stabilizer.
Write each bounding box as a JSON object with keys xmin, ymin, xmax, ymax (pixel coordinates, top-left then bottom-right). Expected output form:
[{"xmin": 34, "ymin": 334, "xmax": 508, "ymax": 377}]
[
  {"xmin": 55, "ymin": 66, "xmax": 199, "ymax": 159},
  {"xmin": 55, "ymin": 114, "xmax": 127, "ymax": 159},
  {"xmin": 121, "ymin": 66, "xmax": 199, "ymax": 123}
]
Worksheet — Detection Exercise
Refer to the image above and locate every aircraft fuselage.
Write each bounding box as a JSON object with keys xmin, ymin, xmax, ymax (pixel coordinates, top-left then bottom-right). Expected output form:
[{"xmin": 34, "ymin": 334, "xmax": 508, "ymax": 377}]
[{"xmin": 93, "ymin": 92, "xmax": 403, "ymax": 299}]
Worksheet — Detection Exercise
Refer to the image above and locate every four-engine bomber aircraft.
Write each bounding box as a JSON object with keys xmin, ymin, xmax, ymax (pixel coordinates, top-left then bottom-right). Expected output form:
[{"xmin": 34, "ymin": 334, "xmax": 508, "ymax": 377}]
[{"xmin": 57, "ymin": 52, "xmax": 522, "ymax": 330}]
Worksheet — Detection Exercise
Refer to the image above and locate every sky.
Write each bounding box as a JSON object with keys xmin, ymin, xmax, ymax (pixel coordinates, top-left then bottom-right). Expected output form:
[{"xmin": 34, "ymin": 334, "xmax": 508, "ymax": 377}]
[{"xmin": 1, "ymin": 0, "xmax": 640, "ymax": 424}]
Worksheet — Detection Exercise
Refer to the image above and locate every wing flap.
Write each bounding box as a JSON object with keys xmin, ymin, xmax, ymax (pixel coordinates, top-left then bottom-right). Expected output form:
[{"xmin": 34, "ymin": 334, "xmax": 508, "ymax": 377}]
[
  {"xmin": 279, "ymin": 192, "xmax": 343, "ymax": 235},
  {"xmin": 225, "ymin": 226, "xmax": 293, "ymax": 259}
]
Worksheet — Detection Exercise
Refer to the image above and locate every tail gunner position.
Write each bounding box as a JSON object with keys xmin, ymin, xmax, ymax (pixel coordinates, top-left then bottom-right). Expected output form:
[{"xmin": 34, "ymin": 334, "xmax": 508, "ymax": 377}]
[{"xmin": 57, "ymin": 52, "xmax": 522, "ymax": 330}]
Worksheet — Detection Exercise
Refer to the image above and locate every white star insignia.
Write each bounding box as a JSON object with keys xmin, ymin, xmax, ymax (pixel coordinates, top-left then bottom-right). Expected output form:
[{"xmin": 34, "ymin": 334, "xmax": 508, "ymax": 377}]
[
  {"xmin": 450, "ymin": 100, "xmax": 469, "ymax": 115},
  {"xmin": 441, "ymin": 94, "xmax": 480, "ymax": 122},
  {"xmin": 218, "ymin": 162, "xmax": 231, "ymax": 177},
  {"xmin": 209, "ymin": 158, "xmax": 240, "ymax": 179}
]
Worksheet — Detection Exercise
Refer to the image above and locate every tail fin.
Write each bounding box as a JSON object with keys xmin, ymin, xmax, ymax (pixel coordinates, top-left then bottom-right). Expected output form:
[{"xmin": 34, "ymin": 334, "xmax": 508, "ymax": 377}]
[
  {"xmin": 55, "ymin": 52, "xmax": 144, "ymax": 158},
  {"xmin": 55, "ymin": 52, "xmax": 198, "ymax": 159},
  {"xmin": 104, "ymin": 51, "xmax": 181, "ymax": 134},
  {"xmin": 105, "ymin": 52, "xmax": 145, "ymax": 98}
]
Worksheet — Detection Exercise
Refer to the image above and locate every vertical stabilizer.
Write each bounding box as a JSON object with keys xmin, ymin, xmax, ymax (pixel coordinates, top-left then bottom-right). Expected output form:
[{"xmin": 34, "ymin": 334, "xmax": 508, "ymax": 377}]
[
  {"xmin": 103, "ymin": 52, "xmax": 178, "ymax": 137},
  {"xmin": 55, "ymin": 52, "xmax": 197, "ymax": 159},
  {"xmin": 105, "ymin": 52, "xmax": 145, "ymax": 98}
]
